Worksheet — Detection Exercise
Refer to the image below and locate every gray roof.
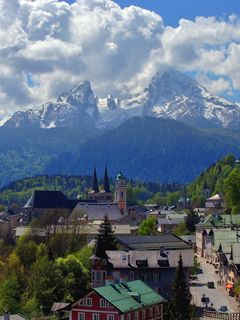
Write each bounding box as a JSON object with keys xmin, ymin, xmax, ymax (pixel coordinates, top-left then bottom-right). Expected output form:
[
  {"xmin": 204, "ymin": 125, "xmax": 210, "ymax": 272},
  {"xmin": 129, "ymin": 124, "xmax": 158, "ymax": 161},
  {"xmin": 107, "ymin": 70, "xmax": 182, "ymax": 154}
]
[
  {"xmin": 117, "ymin": 235, "xmax": 191, "ymax": 250},
  {"xmin": 0, "ymin": 315, "xmax": 27, "ymax": 320},
  {"xmin": 231, "ymin": 242, "xmax": 240, "ymax": 264},
  {"xmin": 72, "ymin": 202, "xmax": 122, "ymax": 221},
  {"xmin": 106, "ymin": 249, "xmax": 193, "ymax": 269},
  {"xmin": 180, "ymin": 235, "xmax": 196, "ymax": 244},
  {"xmin": 158, "ymin": 217, "xmax": 185, "ymax": 225}
]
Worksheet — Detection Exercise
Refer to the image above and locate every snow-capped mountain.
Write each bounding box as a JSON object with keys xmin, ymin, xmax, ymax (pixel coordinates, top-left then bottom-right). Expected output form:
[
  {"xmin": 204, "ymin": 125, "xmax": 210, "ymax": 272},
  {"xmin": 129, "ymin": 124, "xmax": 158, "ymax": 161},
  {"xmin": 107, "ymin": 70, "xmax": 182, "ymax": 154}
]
[
  {"xmin": 4, "ymin": 81, "xmax": 99, "ymax": 129},
  {"xmin": 3, "ymin": 70, "xmax": 240, "ymax": 130}
]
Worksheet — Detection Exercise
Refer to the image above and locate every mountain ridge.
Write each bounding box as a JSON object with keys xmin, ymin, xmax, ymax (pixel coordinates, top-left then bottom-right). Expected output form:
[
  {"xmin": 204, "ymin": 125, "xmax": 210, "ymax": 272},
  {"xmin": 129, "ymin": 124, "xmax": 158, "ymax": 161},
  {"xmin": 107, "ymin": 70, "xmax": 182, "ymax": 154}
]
[{"xmin": 3, "ymin": 70, "xmax": 240, "ymax": 130}]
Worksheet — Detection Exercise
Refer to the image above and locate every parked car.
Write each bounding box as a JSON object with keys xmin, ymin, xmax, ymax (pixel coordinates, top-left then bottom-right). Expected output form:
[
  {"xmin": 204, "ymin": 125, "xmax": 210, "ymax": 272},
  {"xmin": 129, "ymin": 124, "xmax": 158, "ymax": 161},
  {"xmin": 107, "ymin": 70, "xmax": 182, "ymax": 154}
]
[
  {"xmin": 218, "ymin": 306, "xmax": 229, "ymax": 313},
  {"xmin": 205, "ymin": 307, "xmax": 216, "ymax": 312},
  {"xmin": 190, "ymin": 275, "xmax": 198, "ymax": 280},
  {"xmin": 207, "ymin": 281, "xmax": 215, "ymax": 288}
]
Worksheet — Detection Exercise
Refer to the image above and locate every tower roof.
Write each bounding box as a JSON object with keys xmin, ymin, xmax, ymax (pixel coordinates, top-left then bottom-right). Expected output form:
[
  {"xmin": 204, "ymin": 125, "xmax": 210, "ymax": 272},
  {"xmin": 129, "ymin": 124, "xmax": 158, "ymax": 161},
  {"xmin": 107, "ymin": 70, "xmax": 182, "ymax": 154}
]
[
  {"xmin": 116, "ymin": 171, "xmax": 125, "ymax": 180},
  {"xmin": 92, "ymin": 167, "xmax": 99, "ymax": 193},
  {"xmin": 104, "ymin": 166, "xmax": 111, "ymax": 192}
]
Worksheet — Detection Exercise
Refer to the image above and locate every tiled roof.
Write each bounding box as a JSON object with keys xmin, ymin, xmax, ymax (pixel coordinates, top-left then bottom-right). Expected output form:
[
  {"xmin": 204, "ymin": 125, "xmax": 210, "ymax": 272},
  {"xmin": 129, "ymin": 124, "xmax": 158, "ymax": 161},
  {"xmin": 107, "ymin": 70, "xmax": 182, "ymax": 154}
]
[
  {"xmin": 231, "ymin": 242, "xmax": 240, "ymax": 264},
  {"xmin": 94, "ymin": 280, "xmax": 164, "ymax": 313},
  {"xmin": 117, "ymin": 235, "xmax": 191, "ymax": 250},
  {"xmin": 0, "ymin": 315, "xmax": 27, "ymax": 320},
  {"xmin": 157, "ymin": 217, "xmax": 185, "ymax": 225},
  {"xmin": 207, "ymin": 194, "xmax": 222, "ymax": 201},
  {"xmin": 198, "ymin": 214, "xmax": 240, "ymax": 228},
  {"xmin": 212, "ymin": 229, "xmax": 237, "ymax": 253},
  {"xmin": 72, "ymin": 203, "xmax": 122, "ymax": 221},
  {"xmin": 24, "ymin": 190, "xmax": 71, "ymax": 209},
  {"xmin": 106, "ymin": 248, "xmax": 194, "ymax": 268}
]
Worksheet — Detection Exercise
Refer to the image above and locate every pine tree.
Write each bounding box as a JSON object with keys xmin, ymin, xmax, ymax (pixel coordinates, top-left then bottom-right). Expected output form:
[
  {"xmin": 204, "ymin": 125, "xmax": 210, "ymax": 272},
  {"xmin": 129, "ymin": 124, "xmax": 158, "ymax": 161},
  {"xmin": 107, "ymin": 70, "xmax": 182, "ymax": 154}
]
[
  {"xmin": 171, "ymin": 255, "xmax": 193, "ymax": 320},
  {"xmin": 98, "ymin": 215, "xmax": 117, "ymax": 250}
]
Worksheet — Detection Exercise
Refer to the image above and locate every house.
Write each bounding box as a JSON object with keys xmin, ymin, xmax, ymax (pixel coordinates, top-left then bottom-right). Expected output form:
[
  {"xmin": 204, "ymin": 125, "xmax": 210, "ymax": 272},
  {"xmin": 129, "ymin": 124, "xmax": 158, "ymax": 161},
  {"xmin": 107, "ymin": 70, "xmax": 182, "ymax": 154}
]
[
  {"xmin": 70, "ymin": 280, "xmax": 164, "ymax": 320},
  {"xmin": 195, "ymin": 214, "xmax": 240, "ymax": 257},
  {"xmin": 0, "ymin": 211, "xmax": 22, "ymax": 240},
  {"xmin": 157, "ymin": 213, "xmax": 187, "ymax": 234},
  {"xmin": 22, "ymin": 190, "xmax": 73, "ymax": 225},
  {"xmin": 90, "ymin": 235, "xmax": 193, "ymax": 298},
  {"xmin": 0, "ymin": 313, "xmax": 27, "ymax": 320},
  {"xmin": 218, "ymin": 241, "xmax": 240, "ymax": 290},
  {"xmin": 205, "ymin": 194, "xmax": 225, "ymax": 214}
]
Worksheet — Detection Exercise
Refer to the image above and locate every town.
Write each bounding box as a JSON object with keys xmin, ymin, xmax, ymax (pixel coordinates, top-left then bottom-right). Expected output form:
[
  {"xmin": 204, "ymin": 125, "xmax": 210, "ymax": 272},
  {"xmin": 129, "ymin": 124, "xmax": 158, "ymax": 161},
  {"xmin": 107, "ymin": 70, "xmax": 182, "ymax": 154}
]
[
  {"xmin": 0, "ymin": 156, "xmax": 240, "ymax": 320},
  {"xmin": 1, "ymin": 0, "xmax": 240, "ymax": 319}
]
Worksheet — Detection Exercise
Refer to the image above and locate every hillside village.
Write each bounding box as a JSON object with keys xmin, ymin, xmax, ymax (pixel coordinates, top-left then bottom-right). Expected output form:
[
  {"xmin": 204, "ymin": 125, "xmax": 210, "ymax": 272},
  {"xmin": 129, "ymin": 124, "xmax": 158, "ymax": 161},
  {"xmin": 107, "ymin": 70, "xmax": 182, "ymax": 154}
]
[{"xmin": 0, "ymin": 155, "xmax": 240, "ymax": 319}]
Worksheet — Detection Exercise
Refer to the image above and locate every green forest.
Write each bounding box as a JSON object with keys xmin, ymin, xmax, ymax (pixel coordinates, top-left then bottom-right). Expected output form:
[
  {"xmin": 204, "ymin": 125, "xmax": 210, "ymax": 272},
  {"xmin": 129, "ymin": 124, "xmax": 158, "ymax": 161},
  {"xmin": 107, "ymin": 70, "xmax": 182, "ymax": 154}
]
[
  {"xmin": 0, "ymin": 230, "xmax": 93, "ymax": 318},
  {"xmin": 0, "ymin": 174, "xmax": 181, "ymax": 207}
]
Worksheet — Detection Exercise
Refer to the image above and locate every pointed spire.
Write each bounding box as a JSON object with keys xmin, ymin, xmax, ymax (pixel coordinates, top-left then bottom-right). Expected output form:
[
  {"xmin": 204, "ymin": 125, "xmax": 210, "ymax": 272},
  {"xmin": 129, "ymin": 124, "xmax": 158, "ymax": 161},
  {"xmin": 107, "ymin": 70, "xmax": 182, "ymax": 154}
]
[
  {"xmin": 104, "ymin": 166, "xmax": 110, "ymax": 192},
  {"xmin": 93, "ymin": 167, "xmax": 99, "ymax": 193}
]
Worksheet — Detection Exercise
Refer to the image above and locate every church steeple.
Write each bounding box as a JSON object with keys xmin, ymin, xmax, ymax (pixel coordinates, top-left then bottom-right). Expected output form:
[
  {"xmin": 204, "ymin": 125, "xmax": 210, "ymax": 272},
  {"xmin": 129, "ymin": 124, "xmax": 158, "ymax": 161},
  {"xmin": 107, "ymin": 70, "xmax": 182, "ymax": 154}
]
[
  {"xmin": 104, "ymin": 166, "xmax": 110, "ymax": 192},
  {"xmin": 93, "ymin": 167, "xmax": 99, "ymax": 193}
]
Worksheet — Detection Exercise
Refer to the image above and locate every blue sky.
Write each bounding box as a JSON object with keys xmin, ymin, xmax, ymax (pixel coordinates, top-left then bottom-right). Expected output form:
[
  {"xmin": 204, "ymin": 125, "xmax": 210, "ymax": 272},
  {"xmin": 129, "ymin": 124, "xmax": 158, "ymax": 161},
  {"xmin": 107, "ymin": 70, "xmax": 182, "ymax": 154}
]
[{"xmin": 66, "ymin": 0, "xmax": 240, "ymax": 27}]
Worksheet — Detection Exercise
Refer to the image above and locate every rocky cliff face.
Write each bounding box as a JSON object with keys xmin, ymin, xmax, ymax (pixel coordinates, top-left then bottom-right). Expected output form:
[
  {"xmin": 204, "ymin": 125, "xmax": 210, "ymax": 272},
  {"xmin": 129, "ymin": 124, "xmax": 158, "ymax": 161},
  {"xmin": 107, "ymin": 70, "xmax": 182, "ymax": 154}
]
[{"xmin": 4, "ymin": 70, "xmax": 240, "ymax": 130}]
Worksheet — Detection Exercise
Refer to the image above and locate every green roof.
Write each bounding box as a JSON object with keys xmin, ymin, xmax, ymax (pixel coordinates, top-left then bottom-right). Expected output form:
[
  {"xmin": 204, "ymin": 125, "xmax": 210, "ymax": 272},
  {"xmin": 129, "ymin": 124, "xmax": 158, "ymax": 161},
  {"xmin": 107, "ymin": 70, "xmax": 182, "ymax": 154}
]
[
  {"xmin": 212, "ymin": 229, "xmax": 237, "ymax": 253},
  {"xmin": 116, "ymin": 172, "xmax": 125, "ymax": 180},
  {"xmin": 201, "ymin": 214, "xmax": 240, "ymax": 228},
  {"xmin": 94, "ymin": 280, "xmax": 164, "ymax": 313}
]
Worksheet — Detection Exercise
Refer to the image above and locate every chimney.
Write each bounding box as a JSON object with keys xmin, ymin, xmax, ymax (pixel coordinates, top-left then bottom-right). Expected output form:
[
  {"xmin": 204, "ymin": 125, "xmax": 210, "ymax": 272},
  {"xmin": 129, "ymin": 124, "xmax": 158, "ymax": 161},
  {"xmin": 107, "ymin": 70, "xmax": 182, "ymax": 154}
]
[{"xmin": 4, "ymin": 312, "xmax": 10, "ymax": 320}]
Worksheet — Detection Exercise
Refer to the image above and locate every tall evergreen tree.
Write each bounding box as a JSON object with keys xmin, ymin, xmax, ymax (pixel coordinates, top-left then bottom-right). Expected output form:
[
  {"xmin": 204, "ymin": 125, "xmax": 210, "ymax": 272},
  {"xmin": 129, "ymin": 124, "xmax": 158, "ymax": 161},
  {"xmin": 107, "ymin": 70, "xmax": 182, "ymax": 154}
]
[
  {"xmin": 98, "ymin": 215, "xmax": 117, "ymax": 250},
  {"xmin": 171, "ymin": 255, "xmax": 193, "ymax": 320}
]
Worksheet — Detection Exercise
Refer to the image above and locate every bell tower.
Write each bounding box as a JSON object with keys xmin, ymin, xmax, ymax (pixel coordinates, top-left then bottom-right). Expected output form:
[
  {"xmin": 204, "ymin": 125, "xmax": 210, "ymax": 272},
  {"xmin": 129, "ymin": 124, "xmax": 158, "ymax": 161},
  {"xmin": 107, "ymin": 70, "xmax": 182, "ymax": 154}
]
[{"xmin": 115, "ymin": 172, "xmax": 126, "ymax": 214}]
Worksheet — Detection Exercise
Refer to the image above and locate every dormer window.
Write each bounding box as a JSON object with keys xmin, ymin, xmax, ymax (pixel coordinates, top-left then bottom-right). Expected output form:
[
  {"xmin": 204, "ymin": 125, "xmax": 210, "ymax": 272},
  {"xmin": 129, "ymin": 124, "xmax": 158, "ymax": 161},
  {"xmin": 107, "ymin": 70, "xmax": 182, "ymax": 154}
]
[
  {"xmin": 136, "ymin": 260, "xmax": 148, "ymax": 267},
  {"xmin": 158, "ymin": 260, "xmax": 169, "ymax": 267},
  {"xmin": 102, "ymin": 259, "xmax": 107, "ymax": 266}
]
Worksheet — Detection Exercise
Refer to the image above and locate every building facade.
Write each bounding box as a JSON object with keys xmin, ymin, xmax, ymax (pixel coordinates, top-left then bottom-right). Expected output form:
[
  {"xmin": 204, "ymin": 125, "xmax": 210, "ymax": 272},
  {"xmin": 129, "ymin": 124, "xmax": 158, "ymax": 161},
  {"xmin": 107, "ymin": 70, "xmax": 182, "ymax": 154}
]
[
  {"xmin": 70, "ymin": 280, "xmax": 164, "ymax": 320},
  {"xmin": 90, "ymin": 235, "xmax": 193, "ymax": 299}
]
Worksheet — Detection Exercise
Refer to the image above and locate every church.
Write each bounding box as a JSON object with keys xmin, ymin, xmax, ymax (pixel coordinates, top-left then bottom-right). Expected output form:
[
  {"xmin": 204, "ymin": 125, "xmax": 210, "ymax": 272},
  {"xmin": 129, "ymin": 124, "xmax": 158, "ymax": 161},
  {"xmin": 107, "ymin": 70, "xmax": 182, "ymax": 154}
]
[{"xmin": 70, "ymin": 168, "xmax": 128, "ymax": 222}]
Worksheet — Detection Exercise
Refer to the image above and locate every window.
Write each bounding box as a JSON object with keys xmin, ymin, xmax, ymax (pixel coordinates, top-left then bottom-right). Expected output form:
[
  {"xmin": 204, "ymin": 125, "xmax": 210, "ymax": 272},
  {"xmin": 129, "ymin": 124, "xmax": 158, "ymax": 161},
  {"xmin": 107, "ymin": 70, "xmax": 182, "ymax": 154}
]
[
  {"xmin": 96, "ymin": 272, "xmax": 101, "ymax": 281},
  {"xmin": 93, "ymin": 314, "xmax": 99, "ymax": 320},
  {"xmin": 134, "ymin": 311, "xmax": 139, "ymax": 320},
  {"xmin": 79, "ymin": 299, "xmax": 84, "ymax": 306},
  {"xmin": 127, "ymin": 314, "xmax": 131, "ymax": 320},
  {"xmin": 130, "ymin": 272, "xmax": 134, "ymax": 280},
  {"xmin": 155, "ymin": 306, "xmax": 159, "ymax": 315},
  {"xmin": 100, "ymin": 299, "xmax": 106, "ymax": 307},
  {"xmin": 142, "ymin": 310, "xmax": 146, "ymax": 319},
  {"xmin": 86, "ymin": 298, "xmax": 92, "ymax": 306},
  {"xmin": 153, "ymin": 274, "xmax": 160, "ymax": 282},
  {"xmin": 78, "ymin": 314, "xmax": 85, "ymax": 320},
  {"xmin": 149, "ymin": 308, "xmax": 153, "ymax": 317},
  {"xmin": 102, "ymin": 259, "xmax": 107, "ymax": 265},
  {"xmin": 92, "ymin": 272, "xmax": 95, "ymax": 281},
  {"xmin": 107, "ymin": 315, "xmax": 114, "ymax": 320}
]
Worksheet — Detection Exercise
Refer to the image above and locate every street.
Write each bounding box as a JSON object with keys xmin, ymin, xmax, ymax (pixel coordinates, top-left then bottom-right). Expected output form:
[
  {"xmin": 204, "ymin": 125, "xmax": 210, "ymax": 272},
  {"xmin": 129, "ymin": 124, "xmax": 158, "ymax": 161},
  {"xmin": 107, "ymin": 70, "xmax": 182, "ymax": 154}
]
[{"xmin": 190, "ymin": 257, "xmax": 239, "ymax": 313}]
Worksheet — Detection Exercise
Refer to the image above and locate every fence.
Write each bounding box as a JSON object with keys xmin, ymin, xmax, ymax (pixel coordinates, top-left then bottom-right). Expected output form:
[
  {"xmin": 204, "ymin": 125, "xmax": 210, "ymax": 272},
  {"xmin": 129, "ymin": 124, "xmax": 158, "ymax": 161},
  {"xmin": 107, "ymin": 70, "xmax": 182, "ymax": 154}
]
[{"xmin": 204, "ymin": 310, "xmax": 240, "ymax": 320}]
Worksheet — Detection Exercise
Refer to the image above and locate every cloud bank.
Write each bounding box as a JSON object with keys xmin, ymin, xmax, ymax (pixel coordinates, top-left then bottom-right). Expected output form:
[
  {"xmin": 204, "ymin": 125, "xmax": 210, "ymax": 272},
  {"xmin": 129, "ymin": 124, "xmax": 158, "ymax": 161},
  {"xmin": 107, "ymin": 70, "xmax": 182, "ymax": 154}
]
[{"xmin": 0, "ymin": 0, "xmax": 240, "ymax": 116}]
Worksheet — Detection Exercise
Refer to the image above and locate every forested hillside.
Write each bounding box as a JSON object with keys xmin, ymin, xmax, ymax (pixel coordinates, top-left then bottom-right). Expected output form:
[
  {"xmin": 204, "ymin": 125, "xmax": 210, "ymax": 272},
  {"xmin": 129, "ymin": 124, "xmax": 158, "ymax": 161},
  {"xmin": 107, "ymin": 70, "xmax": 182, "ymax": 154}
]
[
  {"xmin": 0, "ymin": 118, "xmax": 240, "ymax": 186},
  {"xmin": 0, "ymin": 174, "xmax": 180, "ymax": 206},
  {"xmin": 188, "ymin": 154, "xmax": 240, "ymax": 210}
]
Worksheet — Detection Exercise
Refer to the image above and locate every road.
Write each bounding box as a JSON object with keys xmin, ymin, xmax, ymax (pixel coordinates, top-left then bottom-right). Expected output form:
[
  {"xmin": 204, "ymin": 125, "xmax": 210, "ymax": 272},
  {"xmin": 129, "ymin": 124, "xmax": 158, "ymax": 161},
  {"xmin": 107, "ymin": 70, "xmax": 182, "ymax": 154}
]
[{"xmin": 190, "ymin": 257, "xmax": 238, "ymax": 313}]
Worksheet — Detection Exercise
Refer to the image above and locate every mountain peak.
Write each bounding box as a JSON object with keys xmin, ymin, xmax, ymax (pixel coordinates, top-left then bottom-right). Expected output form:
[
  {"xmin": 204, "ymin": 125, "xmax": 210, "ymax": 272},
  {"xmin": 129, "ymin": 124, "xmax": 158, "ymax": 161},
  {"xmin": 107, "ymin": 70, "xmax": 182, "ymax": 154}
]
[{"xmin": 3, "ymin": 70, "xmax": 240, "ymax": 130}]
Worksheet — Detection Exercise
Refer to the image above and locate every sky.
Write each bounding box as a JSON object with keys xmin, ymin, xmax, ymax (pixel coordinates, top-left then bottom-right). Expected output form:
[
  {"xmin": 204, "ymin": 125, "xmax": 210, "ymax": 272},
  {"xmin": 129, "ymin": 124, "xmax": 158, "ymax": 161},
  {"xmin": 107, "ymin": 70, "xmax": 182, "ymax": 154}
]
[
  {"xmin": 114, "ymin": 0, "xmax": 240, "ymax": 27},
  {"xmin": 0, "ymin": 0, "xmax": 240, "ymax": 119}
]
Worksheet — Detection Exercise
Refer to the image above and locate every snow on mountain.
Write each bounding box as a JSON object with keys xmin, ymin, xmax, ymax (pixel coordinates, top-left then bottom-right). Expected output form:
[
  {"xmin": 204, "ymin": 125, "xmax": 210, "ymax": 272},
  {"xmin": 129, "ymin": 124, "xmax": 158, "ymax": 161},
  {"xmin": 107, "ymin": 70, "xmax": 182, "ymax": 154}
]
[
  {"xmin": 4, "ymin": 81, "xmax": 99, "ymax": 129},
  {"xmin": 3, "ymin": 70, "xmax": 240, "ymax": 130}
]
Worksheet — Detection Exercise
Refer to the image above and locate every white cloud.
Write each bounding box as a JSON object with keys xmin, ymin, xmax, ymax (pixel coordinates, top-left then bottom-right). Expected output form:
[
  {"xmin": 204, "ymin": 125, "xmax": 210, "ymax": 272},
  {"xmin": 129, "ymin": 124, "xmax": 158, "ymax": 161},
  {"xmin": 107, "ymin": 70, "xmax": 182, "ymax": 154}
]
[{"xmin": 0, "ymin": 0, "xmax": 240, "ymax": 117}]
